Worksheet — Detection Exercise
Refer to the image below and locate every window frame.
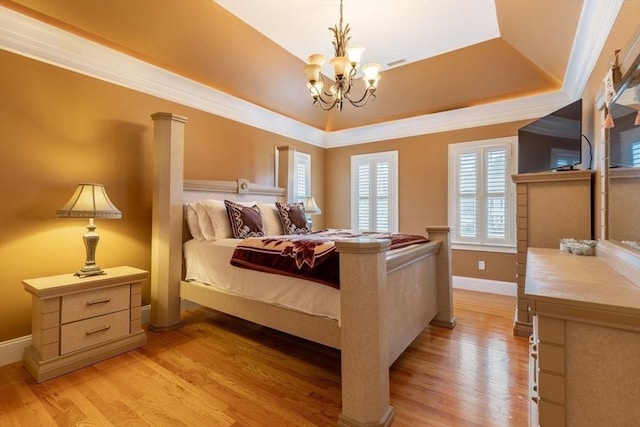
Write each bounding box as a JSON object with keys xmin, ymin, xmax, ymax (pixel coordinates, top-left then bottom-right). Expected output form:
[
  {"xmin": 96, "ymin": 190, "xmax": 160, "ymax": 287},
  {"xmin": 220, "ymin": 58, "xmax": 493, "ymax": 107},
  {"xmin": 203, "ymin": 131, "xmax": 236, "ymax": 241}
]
[
  {"xmin": 448, "ymin": 137, "xmax": 517, "ymax": 253},
  {"xmin": 350, "ymin": 150, "xmax": 398, "ymax": 232}
]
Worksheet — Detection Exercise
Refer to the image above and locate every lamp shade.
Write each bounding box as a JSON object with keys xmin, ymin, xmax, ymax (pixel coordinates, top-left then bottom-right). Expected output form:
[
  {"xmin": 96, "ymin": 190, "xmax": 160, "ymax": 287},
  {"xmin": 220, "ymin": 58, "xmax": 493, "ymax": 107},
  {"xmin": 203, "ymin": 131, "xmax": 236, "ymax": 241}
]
[
  {"xmin": 303, "ymin": 196, "xmax": 322, "ymax": 215},
  {"xmin": 56, "ymin": 183, "xmax": 122, "ymax": 219}
]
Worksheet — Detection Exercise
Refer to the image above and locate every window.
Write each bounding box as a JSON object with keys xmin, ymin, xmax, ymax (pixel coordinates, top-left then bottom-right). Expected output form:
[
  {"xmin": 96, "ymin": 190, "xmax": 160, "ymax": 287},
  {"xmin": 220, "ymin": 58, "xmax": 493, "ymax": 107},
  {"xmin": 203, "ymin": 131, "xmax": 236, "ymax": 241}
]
[
  {"xmin": 293, "ymin": 151, "xmax": 311, "ymax": 203},
  {"xmin": 632, "ymin": 141, "xmax": 640, "ymax": 167},
  {"xmin": 449, "ymin": 137, "xmax": 516, "ymax": 249},
  {"xmin": 551, "ymin": 148, "xmax": 580, "ymax": 168},
  {"xmin": 351, "ymin": 151, "xmax": 398, "ymax": 232}
]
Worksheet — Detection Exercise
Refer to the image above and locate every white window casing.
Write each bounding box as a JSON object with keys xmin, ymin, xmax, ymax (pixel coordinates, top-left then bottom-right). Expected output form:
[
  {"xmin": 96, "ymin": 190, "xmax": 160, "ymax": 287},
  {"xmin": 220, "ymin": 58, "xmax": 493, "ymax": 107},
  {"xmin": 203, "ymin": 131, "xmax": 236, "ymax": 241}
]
[
  {"xmin": 449, "ymin": 137, "xmax": 516, "ymax": 251},
  {"xmin": 351, "ymin": 151, "xmax": 398, "ymax": 232}
]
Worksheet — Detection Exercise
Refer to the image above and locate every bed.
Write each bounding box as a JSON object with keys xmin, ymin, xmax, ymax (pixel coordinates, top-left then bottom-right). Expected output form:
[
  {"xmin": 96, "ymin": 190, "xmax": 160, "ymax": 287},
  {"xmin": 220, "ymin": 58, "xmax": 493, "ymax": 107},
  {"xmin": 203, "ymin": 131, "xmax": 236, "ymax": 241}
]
[{"xmin": 148, "ymin": 113, "xmax": 456, "ymax": 427}]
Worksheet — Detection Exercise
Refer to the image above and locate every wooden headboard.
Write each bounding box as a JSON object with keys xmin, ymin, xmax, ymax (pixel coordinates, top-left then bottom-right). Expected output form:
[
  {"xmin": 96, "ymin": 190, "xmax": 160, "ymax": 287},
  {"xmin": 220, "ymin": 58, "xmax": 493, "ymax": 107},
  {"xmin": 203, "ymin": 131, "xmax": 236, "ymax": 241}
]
[
  {"xmin": 181, "ymin": 178, "xmax": 286, "ymax": 242},
  {"xmin": 183, "ymin": 179, "xmax": 286, "ymax": 203}
]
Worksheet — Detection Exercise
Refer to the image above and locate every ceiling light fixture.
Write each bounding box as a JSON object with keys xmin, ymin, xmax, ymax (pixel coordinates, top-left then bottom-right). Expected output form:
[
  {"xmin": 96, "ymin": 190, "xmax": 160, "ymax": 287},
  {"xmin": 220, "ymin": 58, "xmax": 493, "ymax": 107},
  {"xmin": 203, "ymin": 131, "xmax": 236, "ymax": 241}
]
[{"xmin": 303, "ymin": 0, "xmax": 381, "ymax": 111}]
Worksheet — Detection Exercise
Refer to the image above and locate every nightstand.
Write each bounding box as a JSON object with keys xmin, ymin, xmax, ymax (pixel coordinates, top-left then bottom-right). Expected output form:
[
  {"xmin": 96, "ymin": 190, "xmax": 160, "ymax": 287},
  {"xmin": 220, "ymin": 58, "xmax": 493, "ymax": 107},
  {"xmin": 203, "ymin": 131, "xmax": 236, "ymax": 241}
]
[{"xmin": 22, "ymin": 266, "xmax": 148, "ymax": 382}]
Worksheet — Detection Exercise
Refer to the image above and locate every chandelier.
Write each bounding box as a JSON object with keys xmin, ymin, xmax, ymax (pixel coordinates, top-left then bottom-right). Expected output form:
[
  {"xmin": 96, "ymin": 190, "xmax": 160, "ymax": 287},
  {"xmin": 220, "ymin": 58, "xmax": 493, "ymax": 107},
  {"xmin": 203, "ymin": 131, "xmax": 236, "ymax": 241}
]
[{"xmin": 303, "ymin": 0, "xmax": 381, "ymax": 111}]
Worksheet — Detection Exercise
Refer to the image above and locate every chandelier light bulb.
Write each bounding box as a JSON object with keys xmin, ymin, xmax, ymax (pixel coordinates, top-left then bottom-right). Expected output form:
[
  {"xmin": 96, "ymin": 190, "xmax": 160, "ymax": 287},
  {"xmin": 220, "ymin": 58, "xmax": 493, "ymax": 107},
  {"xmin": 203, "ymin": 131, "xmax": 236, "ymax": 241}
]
[
  {"xmin": 361, "ymin": 63, "xmax": 381, "ymax": 81},
  {"xmin": 304, "ymin": 64, "xmax": 322, "ymax": 83},
  {"xmin": 330, "ymin": 56, "xmax": 349, "ymax": 77},
  {"xmin": 308, "ymin": 53, "xmax": 325, "ymax": 66},
  {"xmin": 346, "ymin": 45, "xmax": 365, "ymax": 66}
]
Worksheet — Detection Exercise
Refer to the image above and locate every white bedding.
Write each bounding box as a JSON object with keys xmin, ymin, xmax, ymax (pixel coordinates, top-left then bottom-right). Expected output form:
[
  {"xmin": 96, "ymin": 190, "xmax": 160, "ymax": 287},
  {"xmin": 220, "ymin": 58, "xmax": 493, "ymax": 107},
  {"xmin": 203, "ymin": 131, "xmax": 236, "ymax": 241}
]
[{"xmin": 183, "ymin": 238, "xmax": 341, "ymax": 321}]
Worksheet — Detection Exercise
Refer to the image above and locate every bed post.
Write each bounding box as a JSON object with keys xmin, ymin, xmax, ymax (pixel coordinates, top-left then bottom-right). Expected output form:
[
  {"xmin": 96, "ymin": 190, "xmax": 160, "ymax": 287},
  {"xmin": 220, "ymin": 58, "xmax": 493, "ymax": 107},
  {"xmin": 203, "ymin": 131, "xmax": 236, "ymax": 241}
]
[
  {"xmin": 148, "ymin": 112, "xmax": 187, "ymax": 332},
  {"xmin": 276, "ymin": 145, "xmax": 296, "ymax": 202},
  {"xmin": 426, "ymin": 226, "xmax": 456, "ymax": 328},
  {"xmin": 335, "ymin": 239, "xmax": 394, "ymax": 427}
]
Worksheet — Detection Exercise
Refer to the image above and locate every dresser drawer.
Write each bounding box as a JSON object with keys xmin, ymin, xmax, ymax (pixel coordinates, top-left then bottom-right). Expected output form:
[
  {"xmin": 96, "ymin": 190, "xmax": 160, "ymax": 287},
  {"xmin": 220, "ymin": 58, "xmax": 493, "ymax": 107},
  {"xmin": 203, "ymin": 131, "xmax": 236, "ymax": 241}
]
[
  {"xmin": 60, "ymin": 309, "xmax": 130, "ymax": 354},
  {"xmin": 61, "ymin": 285, "xmax": 129, "ymax": 324}
]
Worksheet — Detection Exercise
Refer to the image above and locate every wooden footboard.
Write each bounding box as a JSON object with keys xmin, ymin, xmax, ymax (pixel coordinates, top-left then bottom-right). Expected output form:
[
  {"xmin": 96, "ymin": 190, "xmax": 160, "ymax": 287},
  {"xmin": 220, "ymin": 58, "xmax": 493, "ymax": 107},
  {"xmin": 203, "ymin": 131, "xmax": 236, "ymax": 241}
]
[
  {"xmin": 336, "ymin": 227, "xmax": 454, "ymax": 427},
  {"xmin": 150, "ymin": 112, "xmax": 454, "ymax": 427},
  {"xmin": 178, "ymin": 231, "xmax": 452, "ymax": 427}
]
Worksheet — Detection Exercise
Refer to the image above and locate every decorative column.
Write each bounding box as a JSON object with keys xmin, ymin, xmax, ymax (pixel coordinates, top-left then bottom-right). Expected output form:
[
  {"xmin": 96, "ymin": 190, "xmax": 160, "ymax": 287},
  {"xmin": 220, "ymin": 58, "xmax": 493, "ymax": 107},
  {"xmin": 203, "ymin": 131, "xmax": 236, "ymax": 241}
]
[
  {"xmin": 335, "ymin": 239, "xmax": 394, "ymax": 427},
  {"xmin": 148, "ymin": 112, "xmax": 187, "ymax": 332},
  {"xmin": 276, "ymin": 145, "xmax": 296, "ymax": 202}
]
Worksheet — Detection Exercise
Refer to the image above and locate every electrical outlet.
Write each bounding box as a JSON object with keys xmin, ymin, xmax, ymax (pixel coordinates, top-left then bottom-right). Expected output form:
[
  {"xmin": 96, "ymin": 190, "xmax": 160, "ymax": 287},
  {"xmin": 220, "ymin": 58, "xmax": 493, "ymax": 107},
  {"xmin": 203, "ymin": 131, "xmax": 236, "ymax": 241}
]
[{"xmin": 478, "ymin": 260, "xmax": 486, "ymax": 270}]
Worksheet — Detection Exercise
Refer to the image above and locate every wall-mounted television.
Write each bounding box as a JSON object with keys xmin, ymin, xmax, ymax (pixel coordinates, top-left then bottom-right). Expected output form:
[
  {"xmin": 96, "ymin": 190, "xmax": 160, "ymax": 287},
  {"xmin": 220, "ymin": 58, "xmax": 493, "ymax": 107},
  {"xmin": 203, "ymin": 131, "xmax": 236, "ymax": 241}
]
[{"xmin": 518, "ymin": 99, "xmax": 583, "ymax": 174}]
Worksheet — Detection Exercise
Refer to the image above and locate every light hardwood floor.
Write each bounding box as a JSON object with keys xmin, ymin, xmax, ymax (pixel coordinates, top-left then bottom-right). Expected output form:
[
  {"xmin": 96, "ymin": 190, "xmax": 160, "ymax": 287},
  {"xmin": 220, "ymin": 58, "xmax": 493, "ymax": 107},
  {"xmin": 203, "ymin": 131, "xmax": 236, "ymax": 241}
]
[{"xmin": 0, "ymin": 290, "xmax": 529, "ymax": 426}]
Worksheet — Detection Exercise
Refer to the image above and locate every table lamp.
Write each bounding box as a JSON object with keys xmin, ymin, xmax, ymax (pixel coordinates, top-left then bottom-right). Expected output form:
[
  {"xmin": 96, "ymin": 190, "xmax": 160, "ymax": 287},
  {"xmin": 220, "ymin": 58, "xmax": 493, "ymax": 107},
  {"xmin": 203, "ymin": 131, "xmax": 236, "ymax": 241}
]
[
  {"xmin": 303, "ymin": 196, "xmax": 322, "ymax": 230},
  {"xmin": 56, "ymin": 183, "xmax": 122, "ymax": 277}
]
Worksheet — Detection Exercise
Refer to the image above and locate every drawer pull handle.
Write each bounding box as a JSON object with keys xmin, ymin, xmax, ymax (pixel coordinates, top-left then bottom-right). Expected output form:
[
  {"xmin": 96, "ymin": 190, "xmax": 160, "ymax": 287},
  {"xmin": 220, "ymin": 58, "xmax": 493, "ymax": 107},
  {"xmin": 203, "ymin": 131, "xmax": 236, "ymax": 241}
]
[
  {"xmin": 86, "ymin": 325, "xmax": 111, "ymax": 335},
  {"xmin": 86, "ymin": 297, "xmax": 111, "ymax": 306}
]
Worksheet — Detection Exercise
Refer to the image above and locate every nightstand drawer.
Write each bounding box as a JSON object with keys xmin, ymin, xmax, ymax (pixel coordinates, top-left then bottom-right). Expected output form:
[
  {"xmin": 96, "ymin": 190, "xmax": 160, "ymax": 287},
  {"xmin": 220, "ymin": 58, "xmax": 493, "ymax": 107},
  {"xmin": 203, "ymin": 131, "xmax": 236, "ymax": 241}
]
[
  {"xmin": 60, "ymin": 309, "xmax": 130, "ymax": 354},
  {"xmin": 61, "ymin": 285, "xmax": 129, "ymax": 324}
]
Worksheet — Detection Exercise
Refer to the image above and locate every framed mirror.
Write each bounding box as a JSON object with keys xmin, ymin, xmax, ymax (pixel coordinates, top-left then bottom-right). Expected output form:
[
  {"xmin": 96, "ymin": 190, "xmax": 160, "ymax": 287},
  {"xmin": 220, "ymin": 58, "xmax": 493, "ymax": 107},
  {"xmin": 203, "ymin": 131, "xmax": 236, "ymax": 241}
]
[{"xmin": 600, "ymin": 31, "xmax": 640, "ymax": 264}]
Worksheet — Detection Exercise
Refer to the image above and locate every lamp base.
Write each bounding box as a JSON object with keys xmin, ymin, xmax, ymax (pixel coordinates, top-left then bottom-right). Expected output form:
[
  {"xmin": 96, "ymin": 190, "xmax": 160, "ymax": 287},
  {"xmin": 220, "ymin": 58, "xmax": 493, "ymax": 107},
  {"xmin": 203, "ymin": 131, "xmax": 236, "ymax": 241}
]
[
  {"xmin": 75, "ymin": 265, "xmax": 106, "ymax": 278},
  {"xmin": 75, "ymin": 218, "xmax": 106, "ymax": 278}
]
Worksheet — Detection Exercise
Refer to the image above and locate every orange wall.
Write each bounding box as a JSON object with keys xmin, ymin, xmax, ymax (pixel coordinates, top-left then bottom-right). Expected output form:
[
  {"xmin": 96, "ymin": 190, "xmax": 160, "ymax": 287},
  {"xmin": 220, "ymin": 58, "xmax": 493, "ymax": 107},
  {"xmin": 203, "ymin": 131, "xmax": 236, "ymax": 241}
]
[
  {"xmin": 0, "ymin": 51, "xmax": 324, "ymax": 341},
  {"xmin": 325, "ymin": 122, "xmax": 531, "ymax": 282}
]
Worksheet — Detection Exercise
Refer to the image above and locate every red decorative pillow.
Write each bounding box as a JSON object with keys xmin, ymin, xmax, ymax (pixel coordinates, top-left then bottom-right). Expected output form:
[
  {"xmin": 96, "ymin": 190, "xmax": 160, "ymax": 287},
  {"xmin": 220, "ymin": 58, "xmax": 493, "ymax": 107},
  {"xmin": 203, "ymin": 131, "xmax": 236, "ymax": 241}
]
[
  {"xmin": 224, "ymin": 200, "xmax": 265, "ymax": 239},
  {"xmin": 276, "ymin": 202, "xmax": 310, "ymax": 234}
]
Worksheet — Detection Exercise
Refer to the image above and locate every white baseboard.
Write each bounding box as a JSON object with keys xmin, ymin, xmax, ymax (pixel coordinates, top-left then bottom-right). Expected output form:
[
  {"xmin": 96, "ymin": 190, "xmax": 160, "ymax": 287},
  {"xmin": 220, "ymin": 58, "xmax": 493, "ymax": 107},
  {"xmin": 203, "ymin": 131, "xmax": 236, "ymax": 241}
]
[
  {"xmin": 0, "ymin": 281, "xmax": 512, "ymax": 367},
  {"xmin": 453, "ymin": 276, "xmax": 517, "ymax": 297},
  {"xmin": 142, "ymin": 303, "xmax": 151, "ymax": 325},
  {"xmin": 0, "ymin": 335, "xmax": 31, "ymax": 367}
]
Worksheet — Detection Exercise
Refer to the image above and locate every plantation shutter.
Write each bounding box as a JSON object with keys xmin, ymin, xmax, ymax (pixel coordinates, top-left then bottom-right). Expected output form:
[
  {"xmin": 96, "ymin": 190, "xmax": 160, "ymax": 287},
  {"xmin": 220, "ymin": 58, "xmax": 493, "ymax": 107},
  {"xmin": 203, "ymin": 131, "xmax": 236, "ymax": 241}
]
[
  {"xmin": 375, "ymin": 159, "xmax": 390, "ymax": 232},
  {"xmin": 357, "ymin": 162, "xmax": 371, "ymax": 230},
  {"xmin": 486, "ymin": 148, "xmax": 507, "ymax": 240},
  {"xmin": 458, "ymin": 152, "xmax": 478, "ymax": 238},
  {"xmin": 293, "ymin": 152, "xmax": 310, "ymax": 202},
  {"xmin": 450, "ymin": 139, "xmax": 514, "ymax": 247},
  {"xmin": 633, "ymin": 141, "xmax": 640, "ymax": 167}
]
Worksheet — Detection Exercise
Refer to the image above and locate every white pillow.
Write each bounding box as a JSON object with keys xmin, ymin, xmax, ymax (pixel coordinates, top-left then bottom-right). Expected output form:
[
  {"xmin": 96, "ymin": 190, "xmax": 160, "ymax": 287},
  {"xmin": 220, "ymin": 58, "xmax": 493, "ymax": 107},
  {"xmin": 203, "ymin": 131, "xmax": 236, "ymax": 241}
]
[
  {"xmin": 184, "ymin": 203, "xmax": 204, "ymax": 241},
  {"xmin": 258, "ymin": 203, "xmax": 284, "ymax": 235},
  {"xmin": 191, "ymin": 199, "xmax": 257, "ymax": 240}
]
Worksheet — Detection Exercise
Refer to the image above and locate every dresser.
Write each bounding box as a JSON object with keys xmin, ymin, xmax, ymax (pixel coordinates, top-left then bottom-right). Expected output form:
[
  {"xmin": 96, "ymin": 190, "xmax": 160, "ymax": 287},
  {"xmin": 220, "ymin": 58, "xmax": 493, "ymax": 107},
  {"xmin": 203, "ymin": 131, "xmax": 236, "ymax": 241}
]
[
  {"xmin": 512, "ymin": 170, "xmax": 594, "ymax": 338},
  {"xmin": 524, "ymin": 248, "xmax": 640, "ymax": 426},
  {"xmin": 22, "ymin": 266, "xmax": 148, "ymax": 382}
]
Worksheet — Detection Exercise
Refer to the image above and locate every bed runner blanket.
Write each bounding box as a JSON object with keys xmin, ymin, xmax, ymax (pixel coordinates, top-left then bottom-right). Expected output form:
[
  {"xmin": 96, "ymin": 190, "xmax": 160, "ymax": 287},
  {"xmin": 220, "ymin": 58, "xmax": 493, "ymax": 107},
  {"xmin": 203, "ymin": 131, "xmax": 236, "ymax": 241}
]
[{"xmin": 229, "ymin": 229, "xmax": 429, "ymax": 289}]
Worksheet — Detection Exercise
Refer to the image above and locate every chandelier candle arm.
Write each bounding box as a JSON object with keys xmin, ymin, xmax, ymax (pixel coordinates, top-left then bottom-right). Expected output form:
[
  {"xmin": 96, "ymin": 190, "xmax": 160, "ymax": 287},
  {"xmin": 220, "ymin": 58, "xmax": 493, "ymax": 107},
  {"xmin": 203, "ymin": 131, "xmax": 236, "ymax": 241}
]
[{"xmin": 303, "ymin": 0, "xmax": 380, "ymax": 111}]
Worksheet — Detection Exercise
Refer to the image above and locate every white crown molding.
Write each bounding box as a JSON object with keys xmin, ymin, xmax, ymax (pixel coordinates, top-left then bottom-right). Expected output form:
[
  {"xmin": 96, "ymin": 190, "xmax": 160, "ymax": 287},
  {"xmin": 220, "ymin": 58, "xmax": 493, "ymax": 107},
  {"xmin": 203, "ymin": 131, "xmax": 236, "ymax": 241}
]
[
  {"xmin": 324, "ymin": 91, "xmax": 572, "ymax": 148},
  {"xmin": 0, "ymin": 7, "xmax": 326, "ymax": 147},
  {"xmin": 0, "ymin": 3, "xmax": 620, "ymax": 148},
  {"xmin": 562, "ymin": 0, "xmax": 624, "ymax": 99}
]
